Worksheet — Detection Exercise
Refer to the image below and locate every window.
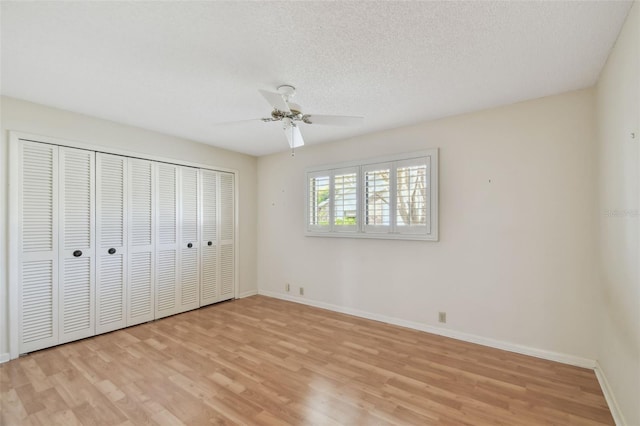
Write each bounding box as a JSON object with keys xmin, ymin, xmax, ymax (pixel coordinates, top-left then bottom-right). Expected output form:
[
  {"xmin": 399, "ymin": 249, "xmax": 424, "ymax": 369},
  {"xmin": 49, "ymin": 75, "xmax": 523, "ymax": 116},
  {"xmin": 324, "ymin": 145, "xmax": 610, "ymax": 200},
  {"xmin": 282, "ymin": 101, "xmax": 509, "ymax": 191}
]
[{"xmin": 305, "ymin": 150, "xmax": 438, "ymax": 241}]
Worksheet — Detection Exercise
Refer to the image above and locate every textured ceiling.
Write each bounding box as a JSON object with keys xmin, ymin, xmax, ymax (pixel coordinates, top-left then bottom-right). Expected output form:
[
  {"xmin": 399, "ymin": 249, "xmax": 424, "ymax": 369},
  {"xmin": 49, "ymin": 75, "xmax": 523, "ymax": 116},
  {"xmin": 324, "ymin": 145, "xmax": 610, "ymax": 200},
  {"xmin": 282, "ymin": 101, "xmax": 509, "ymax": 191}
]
[{"xmin": 1, "ymin": 1, "xmax": 633, "ymax": 156}]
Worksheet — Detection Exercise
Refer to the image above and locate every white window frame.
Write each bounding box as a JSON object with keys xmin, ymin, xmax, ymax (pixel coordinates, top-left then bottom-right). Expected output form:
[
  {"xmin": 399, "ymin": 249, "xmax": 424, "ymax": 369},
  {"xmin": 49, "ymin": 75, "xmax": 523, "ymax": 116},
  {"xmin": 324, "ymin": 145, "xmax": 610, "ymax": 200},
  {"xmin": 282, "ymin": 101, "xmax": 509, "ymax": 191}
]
[{"xmin": 305, "ymin": 149, "xmax": 438, "ymax": 241}]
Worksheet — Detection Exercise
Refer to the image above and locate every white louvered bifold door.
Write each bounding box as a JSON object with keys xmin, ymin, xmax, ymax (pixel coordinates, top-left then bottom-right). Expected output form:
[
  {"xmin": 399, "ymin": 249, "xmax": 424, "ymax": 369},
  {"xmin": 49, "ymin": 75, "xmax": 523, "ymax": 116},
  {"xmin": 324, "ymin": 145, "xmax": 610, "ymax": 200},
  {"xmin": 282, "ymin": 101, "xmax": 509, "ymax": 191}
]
[
  {"xmin": 219, "ymin": 172, "xmax": 235, "ymax": 301},
  {"xmin": 177, "ymin": 167, "xmax": 200, "ymax": 313},
  {"xmin": 95, "ymin": 153, "xmax": 127, "ymax": 334},
  {"xmin": 127, "ymin": 158, "xmax": 155, "ymax": 326},
  {"xmin": 200, "ymin": 170, "xmax": 218, "ymax": 306},
  {"xmin": 18, "ymin": 141, "xmax": 60, "ymax": 354},
  {"xmin": 155, "ymin": 163, "xmax": 179, "ymax": 319},
  {"xmin": 58, "ymin": 147, "xmax": 96, "ymax": 344}
]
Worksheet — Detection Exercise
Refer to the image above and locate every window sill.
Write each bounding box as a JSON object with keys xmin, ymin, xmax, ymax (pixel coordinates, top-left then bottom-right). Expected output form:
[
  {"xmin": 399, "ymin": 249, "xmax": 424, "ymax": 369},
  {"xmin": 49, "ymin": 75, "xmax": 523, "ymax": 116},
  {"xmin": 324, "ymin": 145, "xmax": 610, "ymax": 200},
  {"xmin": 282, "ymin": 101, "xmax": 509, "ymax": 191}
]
[{"xmin": 304, "ymin": 231, "xmax": 438, "ymax": 241}]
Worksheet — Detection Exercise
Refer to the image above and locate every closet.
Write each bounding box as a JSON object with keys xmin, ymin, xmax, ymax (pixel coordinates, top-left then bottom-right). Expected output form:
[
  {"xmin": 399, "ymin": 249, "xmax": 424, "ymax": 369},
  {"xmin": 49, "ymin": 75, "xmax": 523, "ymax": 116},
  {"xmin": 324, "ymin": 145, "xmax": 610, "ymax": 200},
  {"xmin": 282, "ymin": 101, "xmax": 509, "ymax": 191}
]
[{"xmin": 14, "ymin": 137, "xmax": 235, "ymax": 355}]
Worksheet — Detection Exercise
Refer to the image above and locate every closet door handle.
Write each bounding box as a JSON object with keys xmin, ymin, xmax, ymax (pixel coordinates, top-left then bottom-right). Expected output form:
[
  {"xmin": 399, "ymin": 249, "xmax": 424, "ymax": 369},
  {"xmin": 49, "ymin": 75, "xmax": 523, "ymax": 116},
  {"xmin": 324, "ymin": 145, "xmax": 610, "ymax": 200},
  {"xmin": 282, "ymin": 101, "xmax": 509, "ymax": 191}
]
[
  {"xmin": 108, "ymin": 248, "xmax": 116, "ymax": 255},
  {"xmin": 207, "ymin": 241, "xmax": 212, "ymax": 246},
  {"xmin": 73, "ymin": 250, "xmax": 82, "ymax": 257},
  {"xmin": 187, "ymin": 243, "xmax": 193, "ymax": 248}
]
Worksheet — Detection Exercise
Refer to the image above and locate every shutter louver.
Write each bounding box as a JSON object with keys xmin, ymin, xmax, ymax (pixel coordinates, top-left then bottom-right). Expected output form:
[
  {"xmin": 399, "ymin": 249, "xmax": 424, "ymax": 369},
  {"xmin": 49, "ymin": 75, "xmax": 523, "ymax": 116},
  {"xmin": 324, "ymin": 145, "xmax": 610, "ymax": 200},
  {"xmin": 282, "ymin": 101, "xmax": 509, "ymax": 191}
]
[
  {"xmin": 220, "ymin": 244, "xmax": 234, "ymax": 299},
  {"xmin": 157, "ymin": 250, "xmax": 177, "ymax": 313},
  {"xmin": 155, "ymin": 163, "xmax": 179, "ymax": 318},
  {"xmin": 219, "ymin": 172, "xmax": 234, "ymax": 301},
  {"xmin": 62, "ymin": 257, "xmax": 91, "ymax": 333},
  {"xmin": 127, "ymin": 158, "xmax": 155, "ymax": 325},
  {"xmin": 181, "ymin": 168, "xmax": 198, "ymax": 243},
  {"xmin": 97, "ymin": 254, "xmax": 124, "ymax": 326},
  {"xmin": 202, "ymin": 171, "xmax": 217, "ymax": 244},
  {"xmin": 201, "ymin": 245, "xmax": 217, "ymax": 304},
  {"xmin": 396, "ymin": 158, "xmax": 430, "ymax": 235},
  {"xmin": 178, "ymin": 167, "xmax": 200, "ymax": 312},
  {"xmin": 220, "ymin": 172, "xmax": 234, "ymax": 241},
  {"xmin": 200, "ymin": 170, "xmax": 218, "ymax": 306},
  {"xmin": 19, "ymin": 141, "xmax": 59, "ymax": 353},
  {"xmin": 181, "ymin": 249, "xmax": 199, "ymax": 307},
  {"xmin": 158, "ymin": 164, "xmax": 177, "ymax": 245},
  {"xmin": 129, "ymin": 252, "xmax": 153, "ymax": 319},
  {"xmin": 63, "ymin": 150, "xmax": 93, "ymax": 249},
  {"xmin": 99, "ymin": 156, "xmax": 124, "ymax": 248},
  {"xmin": 59, "ymin": 147, "xmax": 95, "ymax": 343},
  {"xmin": 22, "ymin": 144, "xmax": 55, "ymax": 252},
  {"xmin": 96, "ymin": 153, "xmax": 126, "ymax": 334},
  {"xmin": 131, "ymin": 160, "xmax": 153, "ymax": 246},
  {"xmin": 21, "ymin": 260, "xmax": 55, "ymax": 344}
]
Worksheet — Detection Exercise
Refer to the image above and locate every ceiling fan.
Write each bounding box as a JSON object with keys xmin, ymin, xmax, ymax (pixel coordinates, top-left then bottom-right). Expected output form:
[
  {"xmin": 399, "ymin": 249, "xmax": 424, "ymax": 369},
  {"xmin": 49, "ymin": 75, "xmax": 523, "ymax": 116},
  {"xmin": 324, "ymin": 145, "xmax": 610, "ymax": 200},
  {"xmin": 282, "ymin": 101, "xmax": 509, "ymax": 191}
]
[{"xmin": 256, "ymin": 85, "xmax": 363, "ymax": 150}]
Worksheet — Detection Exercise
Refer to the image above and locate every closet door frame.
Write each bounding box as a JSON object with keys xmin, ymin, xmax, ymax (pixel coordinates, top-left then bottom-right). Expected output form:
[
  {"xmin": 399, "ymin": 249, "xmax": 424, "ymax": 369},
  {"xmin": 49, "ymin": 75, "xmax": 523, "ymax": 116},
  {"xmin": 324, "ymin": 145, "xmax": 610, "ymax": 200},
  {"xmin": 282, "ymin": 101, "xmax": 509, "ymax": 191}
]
[{"xmin": 8, "ymin": 131, "xmax": 239, "ymax": 360}]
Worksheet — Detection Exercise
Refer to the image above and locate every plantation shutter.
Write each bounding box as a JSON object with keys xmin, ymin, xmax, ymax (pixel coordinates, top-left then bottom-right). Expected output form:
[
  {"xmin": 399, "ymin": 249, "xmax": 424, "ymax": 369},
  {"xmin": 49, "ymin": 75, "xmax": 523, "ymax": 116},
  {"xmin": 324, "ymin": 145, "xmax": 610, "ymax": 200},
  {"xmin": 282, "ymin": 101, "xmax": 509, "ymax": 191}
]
[
  {"xmin": 363, "ymin": 162, "xmax": 392, "ymax": 234},
  {"xmin": 395, "ymin": 157, "xmax": 430, "ymax": 235}
]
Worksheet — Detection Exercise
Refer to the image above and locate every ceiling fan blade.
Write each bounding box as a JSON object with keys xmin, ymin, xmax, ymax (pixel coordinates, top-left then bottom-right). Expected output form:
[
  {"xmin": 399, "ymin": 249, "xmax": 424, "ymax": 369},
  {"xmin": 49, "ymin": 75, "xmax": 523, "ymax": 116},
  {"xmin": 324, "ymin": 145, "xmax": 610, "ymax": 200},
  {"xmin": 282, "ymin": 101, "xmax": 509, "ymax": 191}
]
[
  {"xmin": 259, "ymin": 90, "xmax": 291, "ymax": 113},
  {"xmin": 283, "ymin": 119, "xmax": 304, "ymax": 148},
  {"xmin": 304, "ymin": 114, "xmax": 363, "ymax": 126}
]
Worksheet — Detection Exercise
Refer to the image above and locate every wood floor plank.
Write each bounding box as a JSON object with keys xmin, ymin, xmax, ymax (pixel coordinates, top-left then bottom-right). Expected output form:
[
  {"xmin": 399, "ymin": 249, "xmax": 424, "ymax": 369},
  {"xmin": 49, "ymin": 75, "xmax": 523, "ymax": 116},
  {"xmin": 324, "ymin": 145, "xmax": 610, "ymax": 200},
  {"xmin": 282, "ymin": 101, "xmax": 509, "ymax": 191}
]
[{"xmin": 0, "ymin": 295, "xmax": 614, "ymax": 425}]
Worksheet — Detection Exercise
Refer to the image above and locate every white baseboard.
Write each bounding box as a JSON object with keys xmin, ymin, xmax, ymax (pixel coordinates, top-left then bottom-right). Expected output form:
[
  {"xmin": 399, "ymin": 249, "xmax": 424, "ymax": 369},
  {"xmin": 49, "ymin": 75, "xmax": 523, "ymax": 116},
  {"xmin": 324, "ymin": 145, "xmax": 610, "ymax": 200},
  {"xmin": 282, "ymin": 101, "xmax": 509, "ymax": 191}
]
[
  {"xmin": 0, "ymin": 353, "xmax": 9, "ymax": 364},
  {"xmin": 258, "ymin": 290, "xmax": 596, "ymax": 369},
  {"xmin": 594, "ymin": 361, "xmax": 626, "ymax": 426},
  {"xmin": 237, "ymin": 289, "xmax": 258, "ymax": 299}
]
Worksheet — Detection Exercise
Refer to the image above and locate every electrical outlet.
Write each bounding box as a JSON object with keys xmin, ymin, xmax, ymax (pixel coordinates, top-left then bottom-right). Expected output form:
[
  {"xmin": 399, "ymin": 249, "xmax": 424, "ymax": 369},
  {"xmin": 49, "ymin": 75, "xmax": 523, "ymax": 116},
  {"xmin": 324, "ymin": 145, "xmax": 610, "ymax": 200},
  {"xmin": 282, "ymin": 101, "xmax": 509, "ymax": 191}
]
[
  {"xmin": 285, "ymin": 283, "xmax": 290, "ymax": 292},
  {"xmin": 438, "ymin": 312, "xmax": 447, "ymax": 323},
  {"xmin": 299, "ymin": 287, "xmax": 304, "ymax": 296}
]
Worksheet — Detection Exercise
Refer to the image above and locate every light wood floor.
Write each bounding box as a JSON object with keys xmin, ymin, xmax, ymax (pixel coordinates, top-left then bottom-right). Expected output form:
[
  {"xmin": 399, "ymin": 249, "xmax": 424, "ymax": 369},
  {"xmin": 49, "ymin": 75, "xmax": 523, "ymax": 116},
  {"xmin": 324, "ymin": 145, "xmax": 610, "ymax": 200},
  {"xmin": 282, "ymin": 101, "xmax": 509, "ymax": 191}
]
[{"xmin": 1, "ymin": 295, "xmax": 613, "ymax": 425}]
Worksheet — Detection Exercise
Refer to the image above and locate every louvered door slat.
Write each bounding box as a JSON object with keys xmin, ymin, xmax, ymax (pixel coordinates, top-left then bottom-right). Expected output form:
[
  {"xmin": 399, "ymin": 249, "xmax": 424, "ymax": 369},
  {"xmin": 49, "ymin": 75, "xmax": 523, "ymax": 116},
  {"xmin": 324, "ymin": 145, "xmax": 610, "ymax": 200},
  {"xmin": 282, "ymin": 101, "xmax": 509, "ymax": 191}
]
[
  {"xmin": 59, "ymin": 147, "xmax": 95, "ymax": 344},
  {"xmin": 21, "ymin": 143, "xmax": 56, "ymax": 253},
  {"xmin": 62, "ymin": 258, "xmax": 91, "ymax": 334},
  {"xmin": 181, "ymin": 249, "xmax": 199, "ymax": 308},
  {"xmin": 21, "ymin": 260, "xmax": 56, "ymax": 347},
  {"xmin": 96, "ymin": 153, "xmax": 127, "ymax": 334},
  {"xmin": 128, "ymin": 158, "xmax": 155, "ymax": 325},
  {"xmin": 19, "ymin": 141, "xmax": 58, "ymax": 354},
  {"xmin": 220, "ymin": 244, "xmax": 234, "ymax": 300},
  {"xmin": 157, "ymin": 250, "xmax": 177, "ymax": 314},
  {"xmin": 219, "ymin": 172, "xmax": 235, "ymax": 301},
  {"xmin": 200, "ymin": 170, "xmax": 218, "ymax": 306},
  {"xmin": 158, "ymin": 164, "xmax": 177, "ymax": 245},
  {"xmin": 201, "ymin": 245, "xmax": 217, "ymax": 303},
  {"xmin": 155, "ymin": 163, "xmax": 179, "ymax": 318},
  {"xmin": 220, "ymin": 172, "xmax": 234, "ymax": 242},
  {"xmin": 178, "ymin": 167, "xmax": 199, "ymax": 313}
]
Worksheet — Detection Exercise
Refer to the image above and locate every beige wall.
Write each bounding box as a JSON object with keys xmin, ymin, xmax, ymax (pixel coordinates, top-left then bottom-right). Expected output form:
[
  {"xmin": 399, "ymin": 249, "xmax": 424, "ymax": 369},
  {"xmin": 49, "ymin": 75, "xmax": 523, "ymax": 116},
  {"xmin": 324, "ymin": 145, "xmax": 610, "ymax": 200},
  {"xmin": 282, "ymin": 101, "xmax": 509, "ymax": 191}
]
[
  {"xmin": 596, "ymin": 2, "xmax": 640, "ymax": 424},
  {"xmin": 257, "ymin": 88, "xmax": 600, "ymax": 361},
  {"xmin": 0, "ymin": 96, "xmax": 258, "ymax": 357}
]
